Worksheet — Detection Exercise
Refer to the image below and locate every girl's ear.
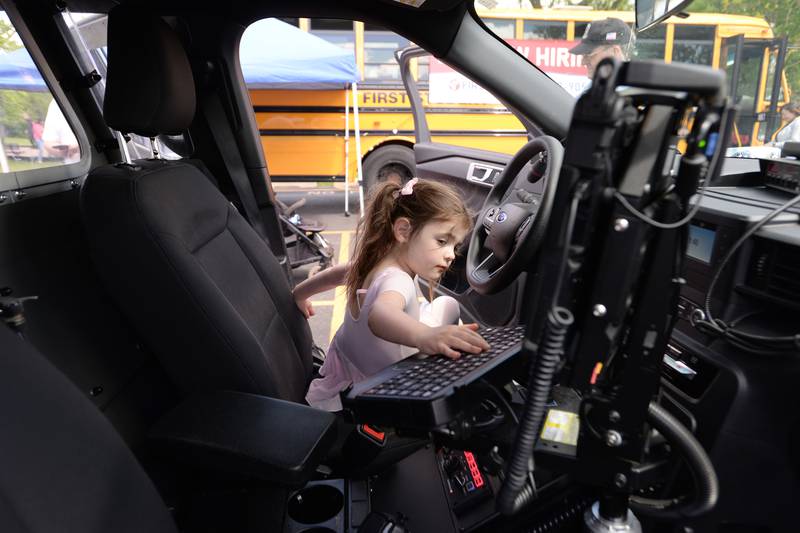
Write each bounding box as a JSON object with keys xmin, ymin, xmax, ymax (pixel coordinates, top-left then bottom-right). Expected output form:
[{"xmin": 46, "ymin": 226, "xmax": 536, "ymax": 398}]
[{"xmin": 392, "ymin": 217, "xmax": 412, "ymax": 243}]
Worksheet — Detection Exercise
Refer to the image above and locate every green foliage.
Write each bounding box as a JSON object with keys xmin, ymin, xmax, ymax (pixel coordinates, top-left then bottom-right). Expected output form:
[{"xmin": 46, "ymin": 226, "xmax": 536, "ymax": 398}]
[
  {"xmin": 0, "ymin": 19, "xmax": 21, "ymax": 52},
  {"xmin": 688, "ymin": 0, "xmax": 800, "ymax": 99},
  {"xmin": 0, "ymin": 91, "xmax": 52, "ymax": 139}
]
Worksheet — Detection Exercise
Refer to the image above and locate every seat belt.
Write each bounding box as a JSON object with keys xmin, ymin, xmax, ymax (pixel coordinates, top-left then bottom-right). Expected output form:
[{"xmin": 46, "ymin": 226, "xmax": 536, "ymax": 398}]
[{"xmin": 204, "ymin": 95, "xmax": 269, "ymax": 240}]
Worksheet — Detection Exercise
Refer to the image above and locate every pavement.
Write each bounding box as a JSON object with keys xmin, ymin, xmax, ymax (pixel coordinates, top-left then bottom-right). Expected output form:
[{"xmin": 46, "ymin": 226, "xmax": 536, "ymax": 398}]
[{"xmin": 278, "ymin": 188, "xmax": 361, "ymax": 353}]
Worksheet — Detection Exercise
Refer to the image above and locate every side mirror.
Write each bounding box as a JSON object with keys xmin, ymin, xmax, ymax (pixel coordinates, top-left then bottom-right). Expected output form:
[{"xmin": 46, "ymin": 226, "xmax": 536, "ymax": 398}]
[{"xmin": 635, "ymin": 0, "xmax": 692, "ymax": 31}]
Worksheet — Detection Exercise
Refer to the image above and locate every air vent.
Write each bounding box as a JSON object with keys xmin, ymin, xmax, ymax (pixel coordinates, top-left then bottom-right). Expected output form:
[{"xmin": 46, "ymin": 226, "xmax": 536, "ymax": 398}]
[{"xmin": 745, "ymin": 238, "xmax": 800, "ymax": 308}]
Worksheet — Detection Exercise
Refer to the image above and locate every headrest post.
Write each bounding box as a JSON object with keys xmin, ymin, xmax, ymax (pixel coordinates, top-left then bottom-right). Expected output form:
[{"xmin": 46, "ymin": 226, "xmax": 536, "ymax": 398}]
[
  {"xmin": 114, "ymin": 131, "xmax": 132, "ymax": 164},
  {"xmin": 149, "ymin": 137, "xmax": 162, "ymax": 160}
]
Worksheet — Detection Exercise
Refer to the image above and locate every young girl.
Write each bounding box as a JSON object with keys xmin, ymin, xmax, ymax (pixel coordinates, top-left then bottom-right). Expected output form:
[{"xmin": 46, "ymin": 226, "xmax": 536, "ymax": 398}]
[{"xmin": 293, "ymin": 178, "xmax": 490, "ymax": 411}]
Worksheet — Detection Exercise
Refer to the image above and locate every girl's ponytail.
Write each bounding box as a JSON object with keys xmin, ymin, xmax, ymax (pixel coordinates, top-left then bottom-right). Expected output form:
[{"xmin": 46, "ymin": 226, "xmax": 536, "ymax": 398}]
[{"xmin": 346, "ymin": 182, "xmax": 402, "ymax": 305}]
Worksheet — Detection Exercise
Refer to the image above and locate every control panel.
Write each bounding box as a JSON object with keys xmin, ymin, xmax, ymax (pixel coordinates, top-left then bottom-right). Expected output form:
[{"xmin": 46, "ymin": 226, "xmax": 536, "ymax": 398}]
[
  {"xmin": 764, "ymin": 159, "xmax": 800, "ymax": 194},
  {"xmin": 436, "ymin": 449, "xmax": 492, "ymax": 516}
]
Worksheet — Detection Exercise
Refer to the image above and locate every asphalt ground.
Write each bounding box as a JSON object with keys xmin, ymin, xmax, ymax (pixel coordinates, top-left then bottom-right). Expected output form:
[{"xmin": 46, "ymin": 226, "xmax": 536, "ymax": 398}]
[{"xmin": 278, "ymin": 188, "xmax": 361, "ymax": 353}]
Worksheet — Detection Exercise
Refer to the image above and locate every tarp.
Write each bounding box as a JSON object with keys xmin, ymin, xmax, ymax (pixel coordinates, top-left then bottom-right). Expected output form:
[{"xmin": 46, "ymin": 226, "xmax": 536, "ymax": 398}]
[
  {"xmin": 240, "ymin": 18, "xmax": 359, "ymax": 89},
  {"xmin": 0, "ymin": 17, "xmax": 360, "ymax": 91},
  {"xmin": 0, "ymin": 48, "xmax": 47, "ymax": 91}
]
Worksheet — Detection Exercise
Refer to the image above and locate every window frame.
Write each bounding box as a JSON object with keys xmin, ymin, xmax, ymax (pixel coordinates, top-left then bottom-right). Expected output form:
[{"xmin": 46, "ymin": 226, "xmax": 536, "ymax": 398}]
[{"xmin": 0, "ymin": 4, "xmax": 92, "ymax": 198}]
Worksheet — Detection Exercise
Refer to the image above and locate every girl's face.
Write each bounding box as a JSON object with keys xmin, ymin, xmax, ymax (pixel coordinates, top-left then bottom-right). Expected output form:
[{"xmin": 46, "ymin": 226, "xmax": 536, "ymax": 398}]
[
  {"xmin": 403, "ymin": 218, "xmax": 469, "ymax": 281},
  {"xmin": 782, "ymin": 107, "xmax": 797, "ymax": 122}
]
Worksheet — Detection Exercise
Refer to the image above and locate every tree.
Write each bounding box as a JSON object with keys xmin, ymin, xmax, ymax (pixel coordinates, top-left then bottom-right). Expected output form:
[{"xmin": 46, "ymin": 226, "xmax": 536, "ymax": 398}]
[
  {"xmin": 0, "ymin": 19, "xmax": 20, "ymax": 52},
  {"xmin": 688, "ymin": 0, "xmax": 800, "ymax": 99}
]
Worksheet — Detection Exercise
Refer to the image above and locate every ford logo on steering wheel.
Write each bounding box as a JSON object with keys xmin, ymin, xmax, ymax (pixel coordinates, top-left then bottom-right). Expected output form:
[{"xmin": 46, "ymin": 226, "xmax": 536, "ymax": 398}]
[{"xmin": 496, "ymin": 211, "xmax": 508, "ymax": 223}]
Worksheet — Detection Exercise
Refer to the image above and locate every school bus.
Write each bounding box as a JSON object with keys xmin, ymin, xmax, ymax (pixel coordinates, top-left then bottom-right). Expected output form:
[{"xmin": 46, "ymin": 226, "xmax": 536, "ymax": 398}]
[{"xmin": 250, "ymin": 10, "xmax": 791, "ymax": 186}]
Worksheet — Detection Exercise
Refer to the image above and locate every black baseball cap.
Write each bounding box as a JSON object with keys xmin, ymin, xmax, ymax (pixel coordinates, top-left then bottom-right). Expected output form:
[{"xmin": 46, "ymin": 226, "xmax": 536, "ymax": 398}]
[{"xmin": 569, "ymin": 18, "xmax": 633, "ymax": 55}]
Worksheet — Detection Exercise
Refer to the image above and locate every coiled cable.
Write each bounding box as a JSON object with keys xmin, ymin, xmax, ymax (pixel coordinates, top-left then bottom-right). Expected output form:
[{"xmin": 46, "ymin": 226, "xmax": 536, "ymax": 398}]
[{"xmin": 497, "ymin": 306, "xmax": 574, "ymax": 515}]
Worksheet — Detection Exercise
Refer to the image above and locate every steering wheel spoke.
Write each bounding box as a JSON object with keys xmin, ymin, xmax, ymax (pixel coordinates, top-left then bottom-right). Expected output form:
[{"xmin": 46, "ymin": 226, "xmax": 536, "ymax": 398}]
[{"xmin": 471, "ymin": 252, "xmax": 501, "ymax": 283}]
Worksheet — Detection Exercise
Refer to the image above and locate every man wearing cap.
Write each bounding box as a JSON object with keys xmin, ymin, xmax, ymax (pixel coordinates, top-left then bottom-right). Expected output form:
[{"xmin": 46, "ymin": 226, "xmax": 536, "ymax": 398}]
[{"xmin": 570, "ymin": 18, "xmax": 635, "ymax": 79}]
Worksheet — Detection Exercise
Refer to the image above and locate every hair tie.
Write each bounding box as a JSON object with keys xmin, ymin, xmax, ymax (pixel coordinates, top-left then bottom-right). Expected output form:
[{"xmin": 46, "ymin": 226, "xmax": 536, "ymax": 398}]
[{"xmin": 392, "ymin": 177, "xmax": 418, "ymax": 199}]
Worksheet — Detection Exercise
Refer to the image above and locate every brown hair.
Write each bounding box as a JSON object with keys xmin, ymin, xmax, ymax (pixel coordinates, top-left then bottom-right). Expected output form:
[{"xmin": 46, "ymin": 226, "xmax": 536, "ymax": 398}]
[{"xmin": 345, "ymin": 179, "xmax": 472, "ymax": 306}]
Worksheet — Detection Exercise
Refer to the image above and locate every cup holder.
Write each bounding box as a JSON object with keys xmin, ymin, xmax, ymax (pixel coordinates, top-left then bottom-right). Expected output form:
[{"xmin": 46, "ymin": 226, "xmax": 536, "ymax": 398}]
[{"xmin": 287, "ymin": 484, "xmax": 344, "ymax": 525}]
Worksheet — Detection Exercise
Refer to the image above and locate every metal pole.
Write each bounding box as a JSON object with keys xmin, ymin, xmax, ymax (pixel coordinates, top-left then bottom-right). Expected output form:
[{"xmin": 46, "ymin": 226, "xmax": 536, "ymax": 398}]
[
  {"xmin": 353, "ymin": 82, "xmax": 365, "ymax": 216},
  {"xmin": 344, "ymin": 84, "xmax": 350, "ymax": 216},
  {"xmin": 0, "ymin": 138, "xmax": 10, "ymax": 173},
  {"xmin": 115, "ymin": 131, "xmax": 132, "ymax": 164}
]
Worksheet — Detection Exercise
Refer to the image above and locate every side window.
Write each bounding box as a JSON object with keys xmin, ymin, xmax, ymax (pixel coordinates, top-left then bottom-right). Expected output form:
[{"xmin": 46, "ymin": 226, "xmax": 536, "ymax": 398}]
[
  {"xmin": 633, "ymin": 24, "xmax": 666, "ymax": 60},
  {"xmin": 309, "ymin": 18, "xmax": 355, "ymax": 52},
  {"xmin": 364, "ymin": 24, "xmax": 410, "ymax": 84},
  {"xmin": 523, "ymin": 21, "xmax": 567, "ymax": 40},
  {"xmin": 672, "ymin": 25, "xmax": 714, "ymax": 66},
  {"xmin": 0, "ymin": 10, "xmax": 81, "ymax": 178},
  {"xmin": 483, "ymin": 18, "xmax": 515, "ymax": 40}
]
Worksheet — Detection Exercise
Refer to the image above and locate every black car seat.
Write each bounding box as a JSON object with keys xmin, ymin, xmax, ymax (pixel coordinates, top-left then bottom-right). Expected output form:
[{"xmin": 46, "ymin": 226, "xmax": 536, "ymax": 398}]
[
  {"xmin": 0, "ymin": 324, "xmax": 178, "ymax": 533},
  {"xmin": 81, "ymin": 6, "xmax": 314, "ymax": 403}
]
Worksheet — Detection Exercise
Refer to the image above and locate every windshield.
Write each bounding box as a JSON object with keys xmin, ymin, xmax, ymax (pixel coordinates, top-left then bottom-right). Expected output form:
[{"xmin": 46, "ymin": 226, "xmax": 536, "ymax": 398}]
[{"xmin": 474, "ymin": 0, "xmax": 798, "ymax": 159}]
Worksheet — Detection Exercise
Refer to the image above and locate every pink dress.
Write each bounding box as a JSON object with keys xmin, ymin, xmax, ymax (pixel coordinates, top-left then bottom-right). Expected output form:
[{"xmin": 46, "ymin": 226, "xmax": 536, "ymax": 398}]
[{"xmin": 305, "ymin": 267, "xmax": 423, "ymax": 412}]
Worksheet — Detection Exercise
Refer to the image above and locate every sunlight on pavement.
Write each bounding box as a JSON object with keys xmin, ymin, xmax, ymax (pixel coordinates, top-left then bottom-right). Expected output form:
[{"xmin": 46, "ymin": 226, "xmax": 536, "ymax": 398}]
[{"xmin": 329, "ymin": 231, "xmax": 351, "ymax": 341}]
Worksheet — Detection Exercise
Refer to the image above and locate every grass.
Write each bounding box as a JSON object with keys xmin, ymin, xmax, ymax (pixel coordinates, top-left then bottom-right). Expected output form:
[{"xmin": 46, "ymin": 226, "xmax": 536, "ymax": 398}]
[
  {"xmin": 3, "ymin": 137, "xmax": 33, "ymax": 147},
  {"xmin": 6, "ymin": 159, "xmax": 62, "ymax": 172}
]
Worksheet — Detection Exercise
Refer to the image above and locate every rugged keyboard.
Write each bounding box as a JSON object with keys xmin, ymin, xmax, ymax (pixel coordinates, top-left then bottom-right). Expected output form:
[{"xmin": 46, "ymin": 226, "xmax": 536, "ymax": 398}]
[{"xmin": 343, "ymin": 325, "xmax": 525, "ymax": 429}]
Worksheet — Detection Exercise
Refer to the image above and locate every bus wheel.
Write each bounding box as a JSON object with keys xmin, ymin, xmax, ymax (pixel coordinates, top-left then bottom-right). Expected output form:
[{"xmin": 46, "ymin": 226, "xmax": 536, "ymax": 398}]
[{"xmin": 363, "ymin": 145, "xmax": 415, "ymax": 193}]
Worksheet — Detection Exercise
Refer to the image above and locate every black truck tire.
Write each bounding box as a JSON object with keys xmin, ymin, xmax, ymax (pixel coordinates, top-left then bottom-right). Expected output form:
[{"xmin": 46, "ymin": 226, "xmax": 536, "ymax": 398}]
[{"xmin": 362, "ymin": 145, "xmax": 415, "ymax": 194}]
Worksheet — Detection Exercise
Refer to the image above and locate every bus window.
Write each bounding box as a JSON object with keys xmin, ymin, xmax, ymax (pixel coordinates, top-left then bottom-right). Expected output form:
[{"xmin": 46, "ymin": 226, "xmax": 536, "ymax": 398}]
[
  {"xmin": 672, "ymin": 25, "xmax": 714, "ymax": 65},
  {"xmin": 522, "ymin": 21, "xmax": 567, "ymax": 40},
  {"xmin": 634, "ymin": 24, "xmax": 666, "ymax": 61},
  {"xmin": 417, "ymin": 56, "xmax": 430, "ymax": 82},
  {"xmin": 309, "ymin": 18, "xmax": 355, "ymax": 51},
  {"xmin": 364, "ymin": 25, "xmax": 409, "ymax": 83},
  {"xmin": 575, "ymin": 21, "xmax": 589, "ymax": 40},
  {"xmin": 483, "ymin": 18, "xmax": 515, "ymax": 39}
]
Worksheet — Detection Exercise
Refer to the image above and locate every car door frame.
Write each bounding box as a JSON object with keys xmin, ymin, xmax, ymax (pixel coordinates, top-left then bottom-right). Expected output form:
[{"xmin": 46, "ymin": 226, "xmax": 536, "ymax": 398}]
[{"xmin": 396, "ymin": 45, "xmax": 537, "ymax": 327}]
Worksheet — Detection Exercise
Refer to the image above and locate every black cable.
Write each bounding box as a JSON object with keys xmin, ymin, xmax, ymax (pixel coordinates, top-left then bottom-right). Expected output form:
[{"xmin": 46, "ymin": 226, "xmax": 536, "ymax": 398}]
[
  {"xmin": 613, "ymin": 107, "xmax": 729, "ymax": 231},
  {"xmin": 479, "ymin": 379, "xmax": 520, "ymax": 425},
  {"xmin": 629, "ymin": 402, "xmax": 718, "ymax": 519},
  {"xmin": 693, "ymin": 192, "xmax": 800, "ymax": 354},
  {"xmin": 552, "ymin": 188, "xmax": 583, "ymax": 303}
]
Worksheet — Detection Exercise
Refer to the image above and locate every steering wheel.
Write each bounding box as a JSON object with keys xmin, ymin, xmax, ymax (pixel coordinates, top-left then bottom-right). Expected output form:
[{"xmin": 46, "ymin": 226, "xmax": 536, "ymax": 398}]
[{"xmin": 466, "ymin": 136, "xmax": 563, "ymax": 295}]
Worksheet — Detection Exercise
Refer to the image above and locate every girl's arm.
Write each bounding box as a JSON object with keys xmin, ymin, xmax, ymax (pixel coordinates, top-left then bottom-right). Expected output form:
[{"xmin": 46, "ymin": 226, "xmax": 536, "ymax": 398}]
[
  {"xmin": 368, "ymin": 292, "xmax": 489, "ymax": 358},
  {"xmin": 292, "ymin": 263, "xmax": 349, "ymax": 317}
]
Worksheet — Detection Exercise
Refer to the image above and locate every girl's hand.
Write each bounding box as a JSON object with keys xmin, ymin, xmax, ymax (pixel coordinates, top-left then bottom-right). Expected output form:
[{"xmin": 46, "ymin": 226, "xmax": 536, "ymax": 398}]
[
  {"xmin": 295, "ymin": 297, "xmax": 315, "ymax": 318},
  {"xmin": 415, "ymin": 323, "xmax": 490, "ymax": 358}
]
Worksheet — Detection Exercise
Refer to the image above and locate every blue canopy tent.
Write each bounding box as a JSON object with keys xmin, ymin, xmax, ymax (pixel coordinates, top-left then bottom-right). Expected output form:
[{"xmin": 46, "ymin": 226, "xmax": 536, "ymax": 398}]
[
  {"xmin": 0, "ymin": 48, "xmax": 47, "ymax": 92},
  {"xmin": 240, "ymin": 18, "xmax": 359, "ymax": 89},
  {"xmin": 241, "ymin": 18, "xmax": 364, "ymax": 214}
]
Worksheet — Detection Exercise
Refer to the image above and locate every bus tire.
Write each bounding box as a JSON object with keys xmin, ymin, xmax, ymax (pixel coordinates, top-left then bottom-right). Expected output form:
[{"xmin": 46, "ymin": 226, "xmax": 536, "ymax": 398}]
[{"xmin": 363, "ymin": 145, "xmax": 415, "ymax": 194}]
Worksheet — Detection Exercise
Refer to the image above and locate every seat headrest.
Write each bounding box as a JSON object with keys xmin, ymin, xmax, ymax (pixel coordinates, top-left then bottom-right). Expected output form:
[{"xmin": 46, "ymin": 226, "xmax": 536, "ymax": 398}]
[{"xmin": 104, "ymin": 6, "xmax": 195, "ymax": 137}]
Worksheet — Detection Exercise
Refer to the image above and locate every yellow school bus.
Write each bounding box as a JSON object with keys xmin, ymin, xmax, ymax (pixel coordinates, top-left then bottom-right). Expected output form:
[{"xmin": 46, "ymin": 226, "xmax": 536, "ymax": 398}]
[{"xmin": 249, "ymin": 10, "xmax": 790, "ymax": 185}]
